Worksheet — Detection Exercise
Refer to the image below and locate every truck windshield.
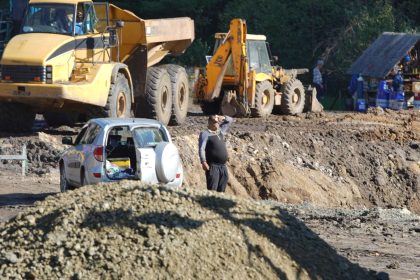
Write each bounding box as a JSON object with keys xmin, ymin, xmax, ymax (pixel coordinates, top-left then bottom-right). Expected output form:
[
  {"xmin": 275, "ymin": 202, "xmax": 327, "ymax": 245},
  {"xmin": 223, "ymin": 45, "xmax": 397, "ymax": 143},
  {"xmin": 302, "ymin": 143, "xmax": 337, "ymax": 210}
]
[{"xmin": 21, "ymin": 4, "xmax": 75, "ymax": 35}]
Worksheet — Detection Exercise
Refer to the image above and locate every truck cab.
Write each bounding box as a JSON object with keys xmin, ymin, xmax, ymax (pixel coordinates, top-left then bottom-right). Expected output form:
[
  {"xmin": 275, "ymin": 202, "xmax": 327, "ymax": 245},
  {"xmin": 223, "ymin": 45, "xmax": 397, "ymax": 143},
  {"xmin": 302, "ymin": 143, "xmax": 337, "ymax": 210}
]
[{"xmin": 0, "ymin": 0, "xmax": 194, "ymax": 132}]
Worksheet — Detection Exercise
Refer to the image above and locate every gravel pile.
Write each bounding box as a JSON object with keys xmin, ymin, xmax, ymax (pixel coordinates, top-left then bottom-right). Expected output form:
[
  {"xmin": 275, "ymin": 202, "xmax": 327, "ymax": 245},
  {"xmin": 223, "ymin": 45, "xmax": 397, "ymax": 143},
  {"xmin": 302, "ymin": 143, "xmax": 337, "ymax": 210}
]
[
  {"xmin": 0, "ymin": 133, "xmax": 65, "ymax": 175},
  {"xmin": 0, "ymin": 182, "xmax": 374, "ymax": 279}
]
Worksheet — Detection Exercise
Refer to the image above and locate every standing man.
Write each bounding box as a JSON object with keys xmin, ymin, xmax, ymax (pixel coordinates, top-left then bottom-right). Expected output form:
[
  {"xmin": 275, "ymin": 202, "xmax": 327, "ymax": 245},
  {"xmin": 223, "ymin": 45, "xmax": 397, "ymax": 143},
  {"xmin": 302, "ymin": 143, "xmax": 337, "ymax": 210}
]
[
  {"xmin": 313, "ymin": 59, "xmax": 325, "ymax": 101},
  {"xmin": 199, "ymin": 115, "xmax": 234, "ymax": 192}
]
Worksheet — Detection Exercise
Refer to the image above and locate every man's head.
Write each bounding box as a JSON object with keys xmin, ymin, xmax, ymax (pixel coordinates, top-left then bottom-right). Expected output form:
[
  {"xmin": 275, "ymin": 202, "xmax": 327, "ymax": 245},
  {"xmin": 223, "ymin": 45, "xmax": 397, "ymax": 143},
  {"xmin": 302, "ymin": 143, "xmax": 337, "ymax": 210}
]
[
  {"xmin": 316, "ymin": 59, "xmax": 324, "ymax": 68},
  {"xmin": 76, "ymin": 5, "xmax": 84, "ymax": 22},
  {"xmin": 207, "ymin": 115, "xmax": 220, "ymax": 130}
]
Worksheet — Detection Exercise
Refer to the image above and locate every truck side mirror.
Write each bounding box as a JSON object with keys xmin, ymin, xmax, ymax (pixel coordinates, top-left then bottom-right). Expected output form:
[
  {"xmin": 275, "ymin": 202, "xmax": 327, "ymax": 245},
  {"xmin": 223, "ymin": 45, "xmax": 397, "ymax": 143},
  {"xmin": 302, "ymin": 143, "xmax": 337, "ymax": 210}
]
[
  {"xmin": 62, "ymin": 136, "xmax": 73, "ymax": 145},
  {"xmin": 108, "ymin": 28, "xmax": 118, "ymax": 47},
  {"xmin": 115, "ymin": 20, "xmax": 124, "ymax": 28}
]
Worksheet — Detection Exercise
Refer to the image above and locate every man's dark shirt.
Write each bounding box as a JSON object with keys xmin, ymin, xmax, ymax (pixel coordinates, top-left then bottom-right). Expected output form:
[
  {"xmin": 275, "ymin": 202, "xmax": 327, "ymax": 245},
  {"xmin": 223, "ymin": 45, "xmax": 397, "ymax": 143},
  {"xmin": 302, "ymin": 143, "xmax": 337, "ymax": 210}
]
[{"xmin": 199, "ymin": 116, "xmax": 233, "ymax": 164}]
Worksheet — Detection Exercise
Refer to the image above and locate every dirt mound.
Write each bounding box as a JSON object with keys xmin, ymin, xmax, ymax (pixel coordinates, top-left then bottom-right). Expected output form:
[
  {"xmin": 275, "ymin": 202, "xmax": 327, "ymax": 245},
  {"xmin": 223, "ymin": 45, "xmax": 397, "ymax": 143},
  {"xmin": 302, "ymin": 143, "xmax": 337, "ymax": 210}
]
[
  {"xmin": 0, "ymin": 182, "xmax": 375, "ymax": 279},
  {"xmin": 0, "ymin": 132, "xmax": 66, "ymax": 175},
  {"xmin": 1, "ymin": 110, "xmax": 419, "ymax": 214},
  {"xmin": 170, "ymin": 110, "xmax": 420, "ymax": 214}
]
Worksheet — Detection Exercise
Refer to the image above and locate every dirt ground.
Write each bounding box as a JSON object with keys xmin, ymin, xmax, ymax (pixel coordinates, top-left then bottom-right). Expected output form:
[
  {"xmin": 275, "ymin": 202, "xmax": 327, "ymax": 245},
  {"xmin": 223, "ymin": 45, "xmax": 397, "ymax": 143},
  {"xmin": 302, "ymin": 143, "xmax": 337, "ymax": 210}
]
[{"xmin": 0, "ymin": 109, "xmax": 419, "ymax": 279}]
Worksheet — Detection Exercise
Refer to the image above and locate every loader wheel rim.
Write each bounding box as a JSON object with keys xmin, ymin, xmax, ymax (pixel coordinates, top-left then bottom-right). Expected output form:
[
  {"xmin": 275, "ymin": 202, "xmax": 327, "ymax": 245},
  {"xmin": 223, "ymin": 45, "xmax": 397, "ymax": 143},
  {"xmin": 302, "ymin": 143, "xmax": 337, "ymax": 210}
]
[
  {"xmin": 293, "ymin": 89, "xmax": 301, "ymax": 104},
  {"xmin": 161, "ymin": 86, "xmax": 169, "ymax": 112},
  {"xmin": 116, "ymin": 91, "xmax": 126, "ymax": 117},
  {"xmin": 262, "ymin": 90, "xmax": 270, "ymax": 107}
]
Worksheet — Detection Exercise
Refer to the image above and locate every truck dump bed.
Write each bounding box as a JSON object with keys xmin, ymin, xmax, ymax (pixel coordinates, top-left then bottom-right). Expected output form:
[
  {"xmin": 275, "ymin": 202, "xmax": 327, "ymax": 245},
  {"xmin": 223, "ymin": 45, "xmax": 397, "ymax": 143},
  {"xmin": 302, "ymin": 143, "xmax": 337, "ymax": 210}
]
[{"xmin": 107, "ymin": 4, "xmax": 194, "ymax": 66}]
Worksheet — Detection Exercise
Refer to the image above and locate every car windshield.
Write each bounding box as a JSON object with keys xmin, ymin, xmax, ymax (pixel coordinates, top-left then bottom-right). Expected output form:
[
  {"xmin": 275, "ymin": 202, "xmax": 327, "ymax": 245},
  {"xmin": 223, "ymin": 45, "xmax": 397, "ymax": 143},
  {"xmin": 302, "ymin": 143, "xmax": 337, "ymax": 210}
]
[{"xmin": 21, "ymin": 4, "xmax": 75, "ymax": 35}]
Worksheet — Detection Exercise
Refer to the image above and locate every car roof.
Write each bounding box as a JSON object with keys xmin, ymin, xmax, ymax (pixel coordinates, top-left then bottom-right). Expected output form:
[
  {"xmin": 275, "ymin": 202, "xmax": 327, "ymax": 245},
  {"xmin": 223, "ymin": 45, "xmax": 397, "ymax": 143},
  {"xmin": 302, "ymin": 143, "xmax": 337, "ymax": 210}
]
[{"xmin": 90, "ymin": 118, "xmax": 164, "ymax": 128}]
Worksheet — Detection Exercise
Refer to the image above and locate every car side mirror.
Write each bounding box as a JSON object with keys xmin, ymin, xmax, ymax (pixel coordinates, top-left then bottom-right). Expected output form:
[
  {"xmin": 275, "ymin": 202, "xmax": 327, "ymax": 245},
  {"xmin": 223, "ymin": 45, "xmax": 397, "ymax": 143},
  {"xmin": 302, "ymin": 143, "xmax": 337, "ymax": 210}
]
[{"xmin": 62, "ymin": 136, "xmax": 73, "ymax": 145}]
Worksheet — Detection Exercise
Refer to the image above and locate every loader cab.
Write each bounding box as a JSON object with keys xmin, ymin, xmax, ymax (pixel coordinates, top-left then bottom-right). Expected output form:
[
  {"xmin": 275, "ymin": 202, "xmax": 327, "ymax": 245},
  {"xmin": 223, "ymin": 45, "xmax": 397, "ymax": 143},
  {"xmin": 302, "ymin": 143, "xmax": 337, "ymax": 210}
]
[
  {"xmin": 213, "ymin": 33, "xmax": 272, "ymax": 76},
  {"xmin": 246, "ymin": 35, "xmax": 272, "ymax": 74}
]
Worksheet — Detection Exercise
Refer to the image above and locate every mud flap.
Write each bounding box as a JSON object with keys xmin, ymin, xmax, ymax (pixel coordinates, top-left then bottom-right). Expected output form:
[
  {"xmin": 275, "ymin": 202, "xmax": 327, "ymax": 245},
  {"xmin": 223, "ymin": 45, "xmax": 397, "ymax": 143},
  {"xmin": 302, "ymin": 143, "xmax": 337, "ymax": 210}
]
[{"xmin": 304, "ymin": 87, "xmax": 324, "ymax": 112}]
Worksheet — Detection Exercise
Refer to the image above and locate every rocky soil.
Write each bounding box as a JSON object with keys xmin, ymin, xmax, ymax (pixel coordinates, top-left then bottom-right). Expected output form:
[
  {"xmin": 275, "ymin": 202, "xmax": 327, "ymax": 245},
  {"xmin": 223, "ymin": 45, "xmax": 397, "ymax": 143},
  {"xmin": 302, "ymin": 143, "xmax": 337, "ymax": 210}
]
[
  {"xmin": 171, "ymin": 108, "xmax": 420, "ymax": 214},
  {"xmin": 0, "ymin": 182, "xmax": 378, "ymax": 279},
  {"xmin": 0, "ymin": 109, "xmax": 419, "ymax": 279}
]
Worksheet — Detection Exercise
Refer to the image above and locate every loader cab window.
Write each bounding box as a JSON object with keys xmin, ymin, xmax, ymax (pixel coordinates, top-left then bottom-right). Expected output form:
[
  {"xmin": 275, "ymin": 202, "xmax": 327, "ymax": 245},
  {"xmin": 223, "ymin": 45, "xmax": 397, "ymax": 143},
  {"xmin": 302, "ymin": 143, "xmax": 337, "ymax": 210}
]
[
  {"xmin": 212, "ymin": 37, "xmax": 235, "ymax": 76},
  {"xmin": 21, "ymin": 4, "xmax": 75, "ymax": 35},
  {"xmin": 247, "ymin": 40, "xmax": 272, "ymax": 74}
]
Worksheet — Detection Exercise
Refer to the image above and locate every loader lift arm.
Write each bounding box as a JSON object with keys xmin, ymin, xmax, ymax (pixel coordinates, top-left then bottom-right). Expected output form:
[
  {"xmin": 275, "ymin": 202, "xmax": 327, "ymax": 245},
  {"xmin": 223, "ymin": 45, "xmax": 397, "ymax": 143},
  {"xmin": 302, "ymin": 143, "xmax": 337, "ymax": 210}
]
[{"xmin": 196, "ymin": 19, "xmax": 249, "ymax": 104}]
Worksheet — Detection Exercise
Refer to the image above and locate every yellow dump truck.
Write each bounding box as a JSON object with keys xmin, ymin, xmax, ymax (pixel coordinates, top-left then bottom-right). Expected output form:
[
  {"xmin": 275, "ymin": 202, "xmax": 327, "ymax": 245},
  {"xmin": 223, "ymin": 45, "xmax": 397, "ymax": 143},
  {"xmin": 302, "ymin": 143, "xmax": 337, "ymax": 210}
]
[{"xmin": 0, "ymin": 0, "xmax": 194, "ymax": 131}]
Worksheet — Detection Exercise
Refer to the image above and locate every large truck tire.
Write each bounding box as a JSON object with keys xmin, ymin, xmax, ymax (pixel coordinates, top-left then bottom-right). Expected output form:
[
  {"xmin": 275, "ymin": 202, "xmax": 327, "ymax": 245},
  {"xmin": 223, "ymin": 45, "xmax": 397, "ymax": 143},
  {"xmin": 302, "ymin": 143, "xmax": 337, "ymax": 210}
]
[
  {"xmin": 43, "ymin": 112, "xmax": 79, "ymax": 127},
  {"xmin": 280, "ymin": 78, "xmax": 306, "ymax": 115},
  {"xmin": 0, "ymin": 103, "xmax": 35, "ymax": 132},
  {"xmin": 105, "ymin": 73, "xmax": 132, "ymax": 118},
  {"xmin": 144, "ymin": 67, "xmax": 172, "ymax": 125},
  {"xmin": 251, "ymin": 81, "xmax": 275, "ymax": 117},
  {"xmin": 164, "ymin": 65, "xmax": 189, "ymax": 125}
]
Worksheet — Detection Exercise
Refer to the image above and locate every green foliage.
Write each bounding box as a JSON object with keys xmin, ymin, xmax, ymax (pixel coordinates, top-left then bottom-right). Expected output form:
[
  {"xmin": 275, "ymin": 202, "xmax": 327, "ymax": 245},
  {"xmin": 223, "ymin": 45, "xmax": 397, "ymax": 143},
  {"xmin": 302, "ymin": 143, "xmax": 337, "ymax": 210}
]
[{"xmin": 99, "ymin": 1, "xmax": 420, "ymax": 98}]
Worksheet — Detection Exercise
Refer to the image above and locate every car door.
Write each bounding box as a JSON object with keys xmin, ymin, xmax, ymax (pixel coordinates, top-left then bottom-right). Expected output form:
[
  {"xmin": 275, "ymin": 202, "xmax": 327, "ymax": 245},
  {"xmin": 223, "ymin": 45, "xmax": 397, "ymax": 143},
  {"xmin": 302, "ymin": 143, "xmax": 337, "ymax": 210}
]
[
  {"xmin": 66, "ymin": 125, "xmax": 88, "ymax": 183},
  {"xmin": 73, "ymin": 122, "xmax": 101, "ymax": 185}
]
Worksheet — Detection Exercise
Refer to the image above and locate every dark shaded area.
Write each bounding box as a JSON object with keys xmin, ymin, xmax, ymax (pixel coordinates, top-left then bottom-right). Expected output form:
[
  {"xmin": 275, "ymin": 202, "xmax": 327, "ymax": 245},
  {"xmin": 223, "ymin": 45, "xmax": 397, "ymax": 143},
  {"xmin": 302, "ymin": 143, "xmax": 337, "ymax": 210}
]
[
  {"xmin": 0, "ymin": 192, "xmax": 56, "ymax": 207},
  {"xmin": 196, "ymin": 195, "xmax": 381, "ymax": 280},
  {"xmin": 81, "ymin": 209, "xmax": 204, "ymax": 231}
]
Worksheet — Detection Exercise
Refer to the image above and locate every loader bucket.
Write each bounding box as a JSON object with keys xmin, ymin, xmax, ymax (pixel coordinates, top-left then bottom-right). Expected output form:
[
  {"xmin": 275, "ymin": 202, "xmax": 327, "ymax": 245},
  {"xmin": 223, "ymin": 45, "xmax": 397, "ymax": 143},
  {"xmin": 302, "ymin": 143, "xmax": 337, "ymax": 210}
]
[{"xmin": 304, "ymin": 87, "xmax": 324, "ymax": 112}]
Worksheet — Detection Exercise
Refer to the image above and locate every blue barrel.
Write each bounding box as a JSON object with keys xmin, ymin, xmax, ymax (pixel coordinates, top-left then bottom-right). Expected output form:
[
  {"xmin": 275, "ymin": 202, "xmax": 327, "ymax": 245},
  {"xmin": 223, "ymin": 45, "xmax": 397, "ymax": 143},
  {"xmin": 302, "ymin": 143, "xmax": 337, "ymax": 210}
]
[
  {"xmin": 389, "ymin": 90, "xmax": 404, "ymax": 110},
  {"xmin": 356, "ymin": 99, "xmax": 366, "ymax": 112},
  {"xmin": 375, "ymin": 80, "xmax": 389, "ymax": 108}
]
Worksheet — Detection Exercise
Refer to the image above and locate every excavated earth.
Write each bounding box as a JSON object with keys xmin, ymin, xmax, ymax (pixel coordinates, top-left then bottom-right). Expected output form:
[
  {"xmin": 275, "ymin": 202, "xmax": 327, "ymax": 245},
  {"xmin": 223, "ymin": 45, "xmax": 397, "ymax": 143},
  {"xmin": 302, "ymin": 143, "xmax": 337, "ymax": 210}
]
[{"xmin": 0, "ymin": 109, "xmax": 419, "ymax": 279}]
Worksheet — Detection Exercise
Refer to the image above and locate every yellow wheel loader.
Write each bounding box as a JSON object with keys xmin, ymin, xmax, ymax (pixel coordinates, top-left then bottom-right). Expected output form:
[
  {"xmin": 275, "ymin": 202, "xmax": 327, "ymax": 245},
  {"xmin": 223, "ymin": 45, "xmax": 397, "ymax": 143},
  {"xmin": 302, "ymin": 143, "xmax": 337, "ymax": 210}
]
[
  {"xmin": 0, "ymin": 0, "xmax": 194, "ymax": 131},
  {"xmin": 194, "ymin": 18, "xmax": 323, "ymax": 117}
]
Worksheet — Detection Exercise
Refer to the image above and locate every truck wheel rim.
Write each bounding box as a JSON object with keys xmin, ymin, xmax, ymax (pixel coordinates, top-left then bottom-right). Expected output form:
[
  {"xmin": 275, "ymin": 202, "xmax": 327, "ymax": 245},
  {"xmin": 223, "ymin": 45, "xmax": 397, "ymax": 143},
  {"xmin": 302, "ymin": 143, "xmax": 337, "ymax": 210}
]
[
  {"xmin": 117, "ymin": 92, "xmax": 126, "ymax": 117},
  {"xmin": 161, "ymin": 87, "xmax": 169, "ymax": 111},
  {"xmin": 178, "ymin": 84, "xmax": 186, "ymax": 108}
]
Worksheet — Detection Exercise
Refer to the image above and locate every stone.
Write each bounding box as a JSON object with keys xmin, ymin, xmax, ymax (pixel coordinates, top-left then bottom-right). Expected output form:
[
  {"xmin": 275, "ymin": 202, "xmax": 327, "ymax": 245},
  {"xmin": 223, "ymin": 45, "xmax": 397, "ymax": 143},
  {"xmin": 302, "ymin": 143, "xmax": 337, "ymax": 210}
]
[{"xmin": 5, "ymin": 252, "xmax": 18, "ymax": 264}]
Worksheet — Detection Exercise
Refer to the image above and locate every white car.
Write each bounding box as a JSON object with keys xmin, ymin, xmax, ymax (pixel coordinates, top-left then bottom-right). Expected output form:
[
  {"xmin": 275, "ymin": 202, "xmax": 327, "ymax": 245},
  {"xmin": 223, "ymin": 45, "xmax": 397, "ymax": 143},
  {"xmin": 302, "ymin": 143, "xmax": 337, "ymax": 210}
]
[{"xmin": 59, "ymin": 118, "xmax": 183, "ymax": 192}]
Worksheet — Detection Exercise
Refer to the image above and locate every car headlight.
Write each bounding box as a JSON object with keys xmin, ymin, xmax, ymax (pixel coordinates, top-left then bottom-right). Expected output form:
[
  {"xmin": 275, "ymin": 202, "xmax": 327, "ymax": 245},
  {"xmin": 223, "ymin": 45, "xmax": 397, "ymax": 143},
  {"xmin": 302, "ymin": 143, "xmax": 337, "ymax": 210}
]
[{"xmin": 46, "ymin": 65, "xmax": 53, "ymax": 83}]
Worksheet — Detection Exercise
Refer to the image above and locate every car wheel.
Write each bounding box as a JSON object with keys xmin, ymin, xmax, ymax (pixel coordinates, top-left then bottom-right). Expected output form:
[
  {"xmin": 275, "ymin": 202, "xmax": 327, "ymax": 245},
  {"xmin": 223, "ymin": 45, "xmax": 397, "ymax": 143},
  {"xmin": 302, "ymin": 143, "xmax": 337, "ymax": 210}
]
[
  {"xmin": 81, "ymin": 169, "xmax": 88, "ymax": 186},
  {"xmin": 59, "ymin": 164, "xmax": 71, "ymax": 192}
]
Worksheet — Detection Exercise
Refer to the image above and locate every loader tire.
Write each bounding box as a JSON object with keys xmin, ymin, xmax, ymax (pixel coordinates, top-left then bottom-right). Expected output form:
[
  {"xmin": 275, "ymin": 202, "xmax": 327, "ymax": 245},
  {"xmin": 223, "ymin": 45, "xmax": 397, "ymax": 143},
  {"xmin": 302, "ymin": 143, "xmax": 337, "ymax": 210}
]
[
  {"xmin": 280, "ymin": 78, "xmax": 305, "ymax": 115},
  {"xmin": 251, "ymin": 81, "xmax": 275, "ymax": 117},
  {"xmin": 105, "ymin": 73, "xmax": 132, "ymax": 118},
  {"xmin": 165, "ymin": 65, "xmax": 189, "ymax": 125},
  {"xmin": 44, "ymin": 112, "xmax": 79, "ymax": 127},
  {"xmin": 0, "ymin": 103, "xmax": 35, "ymax": 132},
  {"xmin": 144, "ymin": 67, "xmax": 172, "ymax": 125}
]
